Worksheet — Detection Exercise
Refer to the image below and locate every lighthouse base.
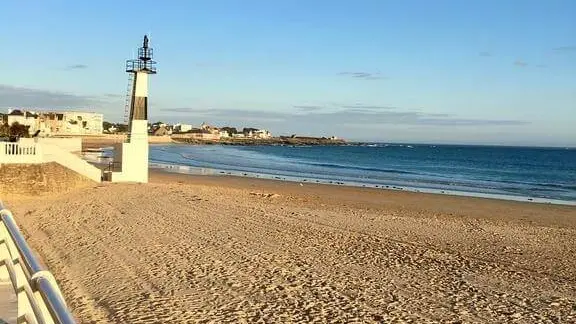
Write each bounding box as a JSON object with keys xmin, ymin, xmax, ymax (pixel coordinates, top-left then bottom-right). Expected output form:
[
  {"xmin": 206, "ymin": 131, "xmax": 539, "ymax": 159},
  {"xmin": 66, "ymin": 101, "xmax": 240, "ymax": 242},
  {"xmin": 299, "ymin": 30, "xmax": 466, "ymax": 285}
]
[{"xmin": 107, "ymin": 120, "xmax": 149, "ymax": 183}]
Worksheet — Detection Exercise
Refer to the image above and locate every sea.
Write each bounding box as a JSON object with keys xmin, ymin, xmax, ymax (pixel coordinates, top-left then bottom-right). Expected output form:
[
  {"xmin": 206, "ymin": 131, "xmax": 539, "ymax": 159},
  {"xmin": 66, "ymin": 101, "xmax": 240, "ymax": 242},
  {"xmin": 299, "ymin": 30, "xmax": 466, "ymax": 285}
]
[{"xmin": 88, "ymin": 143, "xmax": 576, "ymax": 205}]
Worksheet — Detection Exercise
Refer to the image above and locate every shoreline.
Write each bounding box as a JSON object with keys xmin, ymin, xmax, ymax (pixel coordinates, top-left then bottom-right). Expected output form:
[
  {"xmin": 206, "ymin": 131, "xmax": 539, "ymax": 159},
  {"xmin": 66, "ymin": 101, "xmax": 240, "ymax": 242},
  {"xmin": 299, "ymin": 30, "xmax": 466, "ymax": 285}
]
[
  {"xmin": 150, "ymin": 162, "xmax": 576, "ymax": 206},
  {"xmin": 80, "ymin": 141, "xmax": 576, "ymax": 206},
  {"xmin": 148, "ymin": 169, "xmax": 576, "ymax": 228},
  {"xmin": 85, "ymin": 150, "xmax": 576, "ymax": 206}
]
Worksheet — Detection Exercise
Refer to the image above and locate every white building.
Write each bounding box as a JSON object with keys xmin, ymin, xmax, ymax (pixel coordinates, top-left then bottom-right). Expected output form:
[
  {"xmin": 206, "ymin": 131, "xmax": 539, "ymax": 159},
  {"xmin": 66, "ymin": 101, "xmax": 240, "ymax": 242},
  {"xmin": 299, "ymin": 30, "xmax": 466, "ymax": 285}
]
[
  {"xmin": 5, "ymin": 109, "xmax": 103, "ymax": 136},
  {"xmin": 174, "ymin": 123, "xmax": 193, "ymax": 133},
  {"xmin": 57, "ymin": 112, "xmax": 104, "ymax": 135},
  {"xmin": 219, "ymin": 130, "xmax": 230, "ymax": 138},
  {"xmin": 6, "ymin": 110, "xmax": 35, "ymax": 131},
  {"xmin": 253, "ymin": 129, "xmax": 272, "ymax": 139}
]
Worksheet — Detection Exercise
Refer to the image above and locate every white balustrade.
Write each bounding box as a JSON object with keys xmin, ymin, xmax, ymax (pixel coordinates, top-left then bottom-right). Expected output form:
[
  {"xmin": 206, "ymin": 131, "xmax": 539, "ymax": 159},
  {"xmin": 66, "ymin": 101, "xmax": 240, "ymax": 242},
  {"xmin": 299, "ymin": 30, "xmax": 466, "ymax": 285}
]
[
  {"xmin": 0, "ymin": 141, "xmax": 101, "ymax": 182},
  {"xmin": 0, "ymin": 142, "xmax": 42, "ymax": 164}
]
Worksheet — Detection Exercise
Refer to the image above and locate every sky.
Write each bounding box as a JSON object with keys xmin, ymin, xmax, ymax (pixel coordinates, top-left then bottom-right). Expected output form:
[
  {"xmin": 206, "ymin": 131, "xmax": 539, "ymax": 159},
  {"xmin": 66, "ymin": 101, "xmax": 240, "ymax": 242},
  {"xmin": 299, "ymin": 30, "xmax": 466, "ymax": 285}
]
[{"xmin": 0, "ymin": 0, "xmax": 575, "ymax": 146}]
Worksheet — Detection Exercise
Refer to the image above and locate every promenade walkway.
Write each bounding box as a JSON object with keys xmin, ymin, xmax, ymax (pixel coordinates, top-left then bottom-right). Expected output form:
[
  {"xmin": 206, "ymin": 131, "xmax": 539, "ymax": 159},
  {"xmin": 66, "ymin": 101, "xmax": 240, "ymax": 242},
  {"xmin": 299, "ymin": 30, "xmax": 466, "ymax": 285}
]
[{"xmin": 0, "ymin": 281, "xmax": 17, "ymax": 323}]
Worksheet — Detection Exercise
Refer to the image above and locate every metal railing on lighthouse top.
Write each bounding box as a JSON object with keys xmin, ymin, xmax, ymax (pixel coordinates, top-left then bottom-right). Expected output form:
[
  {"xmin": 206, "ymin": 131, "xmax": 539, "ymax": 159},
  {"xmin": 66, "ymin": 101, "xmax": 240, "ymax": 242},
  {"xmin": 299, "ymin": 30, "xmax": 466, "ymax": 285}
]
[
  {"xmin": 125, "ymin": 59, "xmax": 157, "ymax": 74},
  {"xmin": 125, "ymin": 35, "xmax": 157, "ymax": 74},
  {"xmin": 0, "ymin": 201, "xmax": 76, "ymax": 324}
]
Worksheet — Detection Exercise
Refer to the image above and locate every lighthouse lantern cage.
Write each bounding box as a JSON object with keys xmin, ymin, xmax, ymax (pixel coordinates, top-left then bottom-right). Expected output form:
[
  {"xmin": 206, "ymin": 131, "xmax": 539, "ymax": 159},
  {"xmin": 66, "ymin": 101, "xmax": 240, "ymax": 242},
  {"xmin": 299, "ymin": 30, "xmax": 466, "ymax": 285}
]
[{"xmin": 125, "ymin": 36, "xmax": 157, "ymax": 74}]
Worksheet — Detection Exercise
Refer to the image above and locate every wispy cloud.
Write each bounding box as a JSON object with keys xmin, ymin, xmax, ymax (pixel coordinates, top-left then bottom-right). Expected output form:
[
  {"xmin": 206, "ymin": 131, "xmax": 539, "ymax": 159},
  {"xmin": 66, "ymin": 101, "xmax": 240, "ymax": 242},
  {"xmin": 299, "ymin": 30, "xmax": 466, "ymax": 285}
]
[
  {"xmin": 340, "ymin": 104, "xmax": 395, "ymax": 110},
  {"xmin": 553, "ymin": 46, "xmax": 576, "ymax": 52},
  {"xmin": 479, "ymin": 51, "xmax": 491, "ymax": 57},
  {"xmin": 161, "ymin": 108, "xmax": 213, "ymax": 114},
  {"xmin": 161, "ymin": 108, "xmax": 287, "ymax": 123},
  {"xmin": 159, "ymin": 107, "xmax": 529, "ymax": 130},
  {"xmin": 338, "ymin": 71, "xmax": 386, "ymax": 80},
  {"xmin": 293, "ymin": 103, "xmax": 397, "ymax": 113},
  {"xmin": 514, "ymin": 59, "xmax": 528, "ymax": 67},
  {"xmin": 64, "ymin": 64, "xmax": 88, "ymax": 70},
  {"xmin": 293, "ymin": 105, "xmax": 324, "ymax": 112},
  {"xmin": 416, "ymin": 118, "xmax": 528, "ymax": 126},
  {"xmin": 103, "ymin": 93, "xmax": 124, "ymax": 99},
  {"xmin": 0, "ymin": 84, "xmax": 113, "ymax": 109},
  {"xmin": 425, "ymin": 112, "xmax": 453, "ymax": 118}
]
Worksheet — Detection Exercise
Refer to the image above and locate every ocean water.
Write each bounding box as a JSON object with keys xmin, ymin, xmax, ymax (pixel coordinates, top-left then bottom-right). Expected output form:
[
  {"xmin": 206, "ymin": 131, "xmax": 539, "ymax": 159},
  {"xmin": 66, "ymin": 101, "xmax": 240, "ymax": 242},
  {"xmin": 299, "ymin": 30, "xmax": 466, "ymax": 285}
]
[{"xmin": 144, "ymin": 144, "xmax": 576, "ymax": 205}]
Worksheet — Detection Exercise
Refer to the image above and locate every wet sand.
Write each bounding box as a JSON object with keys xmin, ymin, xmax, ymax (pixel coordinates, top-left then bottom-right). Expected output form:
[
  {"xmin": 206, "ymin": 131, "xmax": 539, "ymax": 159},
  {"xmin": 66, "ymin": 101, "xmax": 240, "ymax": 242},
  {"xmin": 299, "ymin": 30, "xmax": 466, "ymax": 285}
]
[{"xmin": 5, "ymin": 170, "xmax": 576, "ymax": 323}]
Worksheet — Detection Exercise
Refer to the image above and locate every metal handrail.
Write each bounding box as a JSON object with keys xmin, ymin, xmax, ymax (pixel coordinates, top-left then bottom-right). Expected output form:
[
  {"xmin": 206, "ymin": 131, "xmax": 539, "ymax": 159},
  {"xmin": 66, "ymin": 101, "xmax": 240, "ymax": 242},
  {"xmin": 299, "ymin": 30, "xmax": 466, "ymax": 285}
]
[
  {"xmin": 1, "ymin": 258, "xmax": 42, "ymax": 324},
  {"xmin": 36, "ymin": 275, "xmax": 75, "ymax": 324},
  {"xmin": 0, "ymin": 209, "xmax": 43, "ymax": 277},
  {"xmin": 0, "ymin": 201, "xmax": 76, "ymax": 324}
]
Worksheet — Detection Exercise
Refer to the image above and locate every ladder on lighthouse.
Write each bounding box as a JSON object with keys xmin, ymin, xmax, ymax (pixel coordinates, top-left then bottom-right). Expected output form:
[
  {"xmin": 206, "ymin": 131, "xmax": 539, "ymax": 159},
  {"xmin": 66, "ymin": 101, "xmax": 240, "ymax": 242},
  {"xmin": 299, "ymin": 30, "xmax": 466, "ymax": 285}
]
[{"xmin": 123, "ymin": 73, "xmax": 134, "ymax": 140}]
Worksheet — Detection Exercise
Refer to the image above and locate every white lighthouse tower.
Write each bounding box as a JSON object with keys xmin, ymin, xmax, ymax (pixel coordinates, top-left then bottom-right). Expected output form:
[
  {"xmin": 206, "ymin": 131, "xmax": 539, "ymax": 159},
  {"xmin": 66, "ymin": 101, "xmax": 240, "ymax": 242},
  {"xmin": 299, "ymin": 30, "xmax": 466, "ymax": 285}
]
[{"xmin": 108, "ymin": 35, "xmax": 157, "ymax": 183}]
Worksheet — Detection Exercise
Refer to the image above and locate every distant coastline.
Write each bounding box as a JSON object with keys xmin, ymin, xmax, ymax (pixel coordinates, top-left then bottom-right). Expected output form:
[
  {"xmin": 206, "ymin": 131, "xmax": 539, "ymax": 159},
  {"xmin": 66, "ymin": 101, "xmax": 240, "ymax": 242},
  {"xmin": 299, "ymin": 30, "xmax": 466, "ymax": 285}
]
[
  {"xmin": 81, "ymin": 134, "xmax": 346, "ymax": 149},
  {"xmin": 171, "ymin": 135, "xmax": 346, "ymax": 146}
]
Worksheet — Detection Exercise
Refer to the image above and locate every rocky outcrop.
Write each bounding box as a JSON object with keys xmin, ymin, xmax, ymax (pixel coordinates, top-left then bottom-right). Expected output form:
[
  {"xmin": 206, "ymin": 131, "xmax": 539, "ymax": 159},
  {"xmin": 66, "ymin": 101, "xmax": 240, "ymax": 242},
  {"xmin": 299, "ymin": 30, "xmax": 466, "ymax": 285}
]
[{"xmin": 171, "ymin": 136, "xmax": 346, "ymax": 146}]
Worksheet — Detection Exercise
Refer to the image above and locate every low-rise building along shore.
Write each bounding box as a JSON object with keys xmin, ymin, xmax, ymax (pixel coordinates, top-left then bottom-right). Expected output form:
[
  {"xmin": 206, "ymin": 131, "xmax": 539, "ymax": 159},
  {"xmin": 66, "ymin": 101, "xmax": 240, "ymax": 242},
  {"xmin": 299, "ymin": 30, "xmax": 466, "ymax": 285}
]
[
  {"xmin": 144, "ymin": 122, "xmax": 273, "ymax": 140},
  {"xmin": 3, "ymin": 109, "xmax": 103, "ymax": 136}
]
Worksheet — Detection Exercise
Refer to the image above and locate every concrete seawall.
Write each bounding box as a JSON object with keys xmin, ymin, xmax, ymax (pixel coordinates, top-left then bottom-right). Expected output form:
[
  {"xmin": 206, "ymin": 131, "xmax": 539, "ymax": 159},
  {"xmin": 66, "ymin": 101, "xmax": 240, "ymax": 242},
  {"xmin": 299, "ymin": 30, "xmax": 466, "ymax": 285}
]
[{"xmin": 0, "ymin": 163, "xmax": 95, "ymax": 196}]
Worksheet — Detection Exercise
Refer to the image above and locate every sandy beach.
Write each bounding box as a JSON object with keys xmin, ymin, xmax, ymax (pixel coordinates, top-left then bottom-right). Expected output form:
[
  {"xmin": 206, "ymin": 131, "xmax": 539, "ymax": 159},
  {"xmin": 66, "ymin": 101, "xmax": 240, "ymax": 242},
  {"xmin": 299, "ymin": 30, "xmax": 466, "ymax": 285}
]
[{"xmin": 5, "ymin": 170, "xmax": 576, "ymax": 323}]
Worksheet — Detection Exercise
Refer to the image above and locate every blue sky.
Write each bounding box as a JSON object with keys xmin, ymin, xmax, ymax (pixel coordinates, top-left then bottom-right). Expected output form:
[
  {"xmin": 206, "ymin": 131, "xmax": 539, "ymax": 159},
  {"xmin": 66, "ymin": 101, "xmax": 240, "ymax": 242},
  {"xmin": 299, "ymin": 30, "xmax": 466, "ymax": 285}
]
[{"xmin": 0, "ymin": 0, "xmax": 575, "ymax": 145}]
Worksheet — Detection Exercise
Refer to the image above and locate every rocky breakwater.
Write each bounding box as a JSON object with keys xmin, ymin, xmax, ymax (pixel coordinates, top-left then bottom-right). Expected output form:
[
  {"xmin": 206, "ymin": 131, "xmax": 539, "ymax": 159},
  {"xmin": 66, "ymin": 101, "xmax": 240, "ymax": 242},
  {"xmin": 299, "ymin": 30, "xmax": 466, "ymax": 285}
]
[{"xmin": 171, "ymin": 135, "xmax": 347, "ymax": 146}]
